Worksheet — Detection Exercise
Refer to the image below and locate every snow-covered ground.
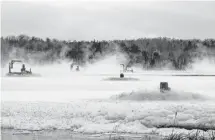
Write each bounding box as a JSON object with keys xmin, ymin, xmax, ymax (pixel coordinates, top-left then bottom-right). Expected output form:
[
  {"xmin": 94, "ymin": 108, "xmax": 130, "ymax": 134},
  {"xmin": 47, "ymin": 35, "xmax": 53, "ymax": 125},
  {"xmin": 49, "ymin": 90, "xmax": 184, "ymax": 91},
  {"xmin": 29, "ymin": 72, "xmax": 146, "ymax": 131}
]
[{"xmin": 1, "ymin": 57, "xmax": 215, "ymax": 138}]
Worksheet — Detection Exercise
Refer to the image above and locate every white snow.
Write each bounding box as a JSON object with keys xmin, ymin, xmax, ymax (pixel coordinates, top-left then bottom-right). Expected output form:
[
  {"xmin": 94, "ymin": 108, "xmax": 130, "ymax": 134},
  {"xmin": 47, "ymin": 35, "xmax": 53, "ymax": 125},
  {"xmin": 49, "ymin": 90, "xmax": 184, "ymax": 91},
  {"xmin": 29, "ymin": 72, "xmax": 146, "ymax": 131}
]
[
  {"xmin": 1, "ymin": 100, "xmax": 215, "ymax": 135},
  {"xmin": 1, "ymin": 57, "xmax": 215, "ymax": 136}
]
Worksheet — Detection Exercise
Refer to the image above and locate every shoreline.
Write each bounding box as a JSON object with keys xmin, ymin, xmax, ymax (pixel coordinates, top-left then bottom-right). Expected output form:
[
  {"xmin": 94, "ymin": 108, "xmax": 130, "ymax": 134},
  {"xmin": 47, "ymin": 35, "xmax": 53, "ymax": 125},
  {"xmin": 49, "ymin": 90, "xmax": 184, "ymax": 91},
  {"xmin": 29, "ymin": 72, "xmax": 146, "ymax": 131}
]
[{"xmin": 1, "ymin": 129, "xmax": 161, "ymax": 140}]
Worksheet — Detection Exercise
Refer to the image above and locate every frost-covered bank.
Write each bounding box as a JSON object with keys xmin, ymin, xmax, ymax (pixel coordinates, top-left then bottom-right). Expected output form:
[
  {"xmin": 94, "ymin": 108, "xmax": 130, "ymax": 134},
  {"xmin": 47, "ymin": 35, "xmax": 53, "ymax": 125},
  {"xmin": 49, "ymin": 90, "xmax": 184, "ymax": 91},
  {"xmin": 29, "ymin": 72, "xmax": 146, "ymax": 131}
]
[{"xmin": 2, "ymin": 100, "xmax": 215, "ymax": 135}]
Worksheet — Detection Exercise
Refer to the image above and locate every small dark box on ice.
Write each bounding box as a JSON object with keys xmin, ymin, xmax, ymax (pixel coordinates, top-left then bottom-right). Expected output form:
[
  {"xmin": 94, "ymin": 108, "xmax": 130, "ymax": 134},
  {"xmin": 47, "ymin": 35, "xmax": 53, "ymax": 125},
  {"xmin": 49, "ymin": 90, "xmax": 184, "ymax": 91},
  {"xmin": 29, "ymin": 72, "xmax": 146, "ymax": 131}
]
[
  {"xmin": 120, "ymin": 73, "xmax": 124, "ymax": 78},
  {"xmin": 160, "ymin": 82, "xmax": 171, "ymax": 92}
]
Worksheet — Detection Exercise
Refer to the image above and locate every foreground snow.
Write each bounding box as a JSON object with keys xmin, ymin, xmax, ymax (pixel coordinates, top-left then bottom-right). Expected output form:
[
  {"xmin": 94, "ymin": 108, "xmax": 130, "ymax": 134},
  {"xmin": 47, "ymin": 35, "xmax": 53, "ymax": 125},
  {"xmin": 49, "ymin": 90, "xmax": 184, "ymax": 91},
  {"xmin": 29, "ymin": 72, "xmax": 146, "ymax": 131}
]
[{"xmin": 2, "ymin": 100, "xmax": 215, "ymax": 136}]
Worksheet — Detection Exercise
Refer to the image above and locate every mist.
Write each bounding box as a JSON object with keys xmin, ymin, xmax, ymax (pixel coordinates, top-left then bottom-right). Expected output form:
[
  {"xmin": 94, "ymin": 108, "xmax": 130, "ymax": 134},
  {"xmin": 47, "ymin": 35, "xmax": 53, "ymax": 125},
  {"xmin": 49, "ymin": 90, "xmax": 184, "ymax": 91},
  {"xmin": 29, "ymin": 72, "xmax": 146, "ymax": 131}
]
[{"xmin": 2, "ymin": 53, "xmax": 215, "ymax": 78}]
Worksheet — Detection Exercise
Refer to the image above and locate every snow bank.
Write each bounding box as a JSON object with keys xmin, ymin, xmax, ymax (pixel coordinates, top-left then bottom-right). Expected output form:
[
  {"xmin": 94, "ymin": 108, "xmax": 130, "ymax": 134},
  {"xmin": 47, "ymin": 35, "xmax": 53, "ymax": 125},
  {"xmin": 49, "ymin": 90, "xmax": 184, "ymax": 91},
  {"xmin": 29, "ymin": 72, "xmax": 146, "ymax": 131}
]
[
  {"xmin": 2, "ymin": 100, "xmax": 215, "ymax": 134},
  {"xmin": 110, "ymin": 90, "xmax": 208, "ymax": 101}
]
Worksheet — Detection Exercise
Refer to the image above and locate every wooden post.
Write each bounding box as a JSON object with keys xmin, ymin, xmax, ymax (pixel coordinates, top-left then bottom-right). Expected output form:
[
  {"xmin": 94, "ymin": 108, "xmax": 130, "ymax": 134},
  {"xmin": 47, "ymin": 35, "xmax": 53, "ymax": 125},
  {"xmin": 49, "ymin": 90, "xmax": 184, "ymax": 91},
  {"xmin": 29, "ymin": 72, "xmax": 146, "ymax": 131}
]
[{"xmin": 9, "ymin": 62, "xmax": 11, "ymax": 73}]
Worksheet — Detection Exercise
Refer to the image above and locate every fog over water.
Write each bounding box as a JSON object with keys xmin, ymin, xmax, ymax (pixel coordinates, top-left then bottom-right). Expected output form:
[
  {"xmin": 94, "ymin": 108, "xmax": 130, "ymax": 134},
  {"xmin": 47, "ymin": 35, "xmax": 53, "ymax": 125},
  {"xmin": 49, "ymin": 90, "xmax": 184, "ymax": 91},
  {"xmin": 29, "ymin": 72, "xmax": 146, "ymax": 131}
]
[{"xmin": 1, "ymin": 55, "xmax": 215, "ymax": 101}]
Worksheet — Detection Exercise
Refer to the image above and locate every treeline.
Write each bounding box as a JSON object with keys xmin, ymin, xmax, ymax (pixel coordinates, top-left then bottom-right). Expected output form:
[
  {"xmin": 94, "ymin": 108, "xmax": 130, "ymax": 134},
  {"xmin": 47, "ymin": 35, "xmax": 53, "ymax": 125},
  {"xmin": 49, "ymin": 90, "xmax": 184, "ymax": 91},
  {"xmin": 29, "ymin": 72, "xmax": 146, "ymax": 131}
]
[{"xmin": 1, "ymin": 35, "xmax": 215, "ymax": 69}]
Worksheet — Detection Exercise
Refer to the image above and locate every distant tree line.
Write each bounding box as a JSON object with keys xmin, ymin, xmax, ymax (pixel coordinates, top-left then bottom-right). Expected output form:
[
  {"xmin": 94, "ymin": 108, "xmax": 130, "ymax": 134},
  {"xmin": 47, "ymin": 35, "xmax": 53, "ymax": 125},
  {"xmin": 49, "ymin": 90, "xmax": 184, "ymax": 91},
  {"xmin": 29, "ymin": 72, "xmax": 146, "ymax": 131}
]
[{"xmin": 1, "ymin": 35, "xmax": 215, "ymax": 69}]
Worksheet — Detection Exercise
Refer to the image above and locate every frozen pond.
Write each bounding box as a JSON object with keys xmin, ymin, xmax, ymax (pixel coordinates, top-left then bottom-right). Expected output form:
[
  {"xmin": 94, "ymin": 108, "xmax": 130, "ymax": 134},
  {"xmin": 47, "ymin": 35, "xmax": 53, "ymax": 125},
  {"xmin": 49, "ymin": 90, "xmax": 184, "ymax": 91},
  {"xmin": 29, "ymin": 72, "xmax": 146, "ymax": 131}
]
[{"xmin": 2, "ymin": 72, "xmax": 215, "ymax": 101}]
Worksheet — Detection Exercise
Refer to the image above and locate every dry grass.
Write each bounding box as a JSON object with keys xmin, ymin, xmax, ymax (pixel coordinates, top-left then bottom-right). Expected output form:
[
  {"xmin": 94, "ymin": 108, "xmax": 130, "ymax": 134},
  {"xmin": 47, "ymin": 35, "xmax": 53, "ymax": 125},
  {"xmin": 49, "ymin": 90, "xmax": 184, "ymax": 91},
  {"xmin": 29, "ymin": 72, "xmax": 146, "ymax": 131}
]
[{"xmin": 163, "ymin": 130, "xmax": 215, "ymax": 140}]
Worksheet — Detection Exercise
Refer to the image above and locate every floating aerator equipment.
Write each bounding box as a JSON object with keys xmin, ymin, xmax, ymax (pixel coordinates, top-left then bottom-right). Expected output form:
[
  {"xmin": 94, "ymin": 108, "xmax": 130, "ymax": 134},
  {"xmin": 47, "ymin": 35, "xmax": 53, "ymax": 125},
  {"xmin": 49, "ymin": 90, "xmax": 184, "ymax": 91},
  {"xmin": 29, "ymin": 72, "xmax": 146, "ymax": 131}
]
[
  {"xmin": 120, "ymin": 73, "xmax": 124, "ymax": 78},
  {"xmin": 7, "ymin": 60, "xmax": 33, "ymax": 76},
  {"xmin": 70, "ymin": 63, "xmax": 80, "ymax": 71},
  {"xmin": 160, "ymin": 82, "xmax": 171, "ymax": 92},
  {"xmin": 120, "ymin": 64, "xmax": 133, "ymax": 73}
]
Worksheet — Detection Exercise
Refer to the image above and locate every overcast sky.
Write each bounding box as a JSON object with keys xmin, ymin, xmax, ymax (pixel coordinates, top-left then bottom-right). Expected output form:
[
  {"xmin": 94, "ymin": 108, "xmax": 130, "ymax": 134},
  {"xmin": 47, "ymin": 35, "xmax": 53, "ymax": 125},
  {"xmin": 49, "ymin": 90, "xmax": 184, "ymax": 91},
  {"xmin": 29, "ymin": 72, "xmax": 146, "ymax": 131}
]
[{"xmin": 1, "ymin": 1, "xmax": 215, "ymax": 41}]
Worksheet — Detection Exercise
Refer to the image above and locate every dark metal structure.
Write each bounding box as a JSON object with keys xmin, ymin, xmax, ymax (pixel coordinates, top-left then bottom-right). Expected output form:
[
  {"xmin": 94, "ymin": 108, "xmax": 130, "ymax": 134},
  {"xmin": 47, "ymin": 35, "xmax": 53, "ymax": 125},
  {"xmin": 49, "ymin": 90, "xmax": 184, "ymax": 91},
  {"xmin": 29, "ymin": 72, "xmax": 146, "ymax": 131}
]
[
  {"xmin": 120, "ymin": 64, "xmax": 133, "ymax": 73},
  {"xmin": 160, "ymin": 82, "xmax": 171, "ymax": 93},
  {"xmin": 120, "ymin": 73, "xmax": 124, "ymax": 78},
  {"xmin": 7, "ymin": 60, "xmax": 32, "ymax": 76},
  {"xmin": 70, "ymin": 63, "xmax": 80, "ymax": 71}
]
